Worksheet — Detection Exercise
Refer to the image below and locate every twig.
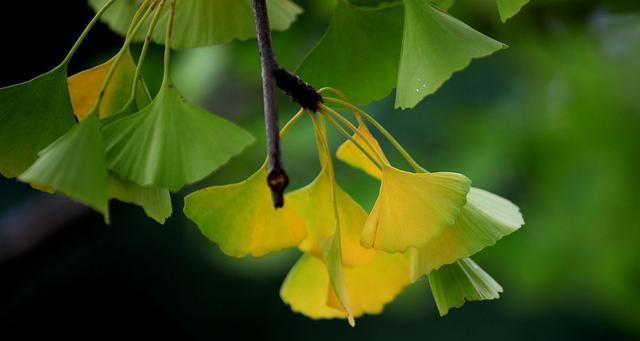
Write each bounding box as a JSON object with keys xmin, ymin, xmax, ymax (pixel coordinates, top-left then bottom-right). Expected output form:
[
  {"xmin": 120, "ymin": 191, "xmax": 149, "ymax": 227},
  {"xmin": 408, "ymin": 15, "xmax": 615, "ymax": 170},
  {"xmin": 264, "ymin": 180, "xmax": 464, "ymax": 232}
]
[
  {"xmin": 252, "ymin": 0, "xmax": 288, "ymax": 208},
  {"xmin": 252, "ymin": 0, "xmax": 325, "ymax": 208}
]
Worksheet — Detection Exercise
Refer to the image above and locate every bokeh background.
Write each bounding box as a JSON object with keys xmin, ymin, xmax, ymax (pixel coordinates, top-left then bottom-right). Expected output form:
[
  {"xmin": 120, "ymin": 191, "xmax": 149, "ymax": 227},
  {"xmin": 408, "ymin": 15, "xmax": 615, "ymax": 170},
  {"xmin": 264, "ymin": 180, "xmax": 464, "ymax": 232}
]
[{"xmin": 1, "ymin": 0, "xmax": 639, "ymax": 339}]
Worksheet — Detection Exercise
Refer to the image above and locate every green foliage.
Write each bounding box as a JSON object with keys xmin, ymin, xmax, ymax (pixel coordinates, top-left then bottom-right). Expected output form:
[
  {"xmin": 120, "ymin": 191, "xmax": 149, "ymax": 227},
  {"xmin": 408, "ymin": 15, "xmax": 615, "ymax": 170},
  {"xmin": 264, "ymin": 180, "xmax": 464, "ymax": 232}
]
[
  {"xmin": 428, "ymin": 258, "xmax": 503, "ymax": 316},
  {"xmin": 0, "ymin": 0, "xmax": 533, "ymax": 326},
  {"xmin": 0, "ymin": 65, "xmax": 75, "ymax": 178},
  {"xmin": 102, "ymin": 81, "xmax": 254, "ymax": 191},
  {"xmin": 396, "ymin": 0, "xmax": 506, "ymax": 108},
  {"xmin": 89, "ymin": 0, "xmax": 303, "ymax": 48},
  {"xmin": 108, "ymin": 175, "xmax": 172, "ymax": 224},
  {"xmin": 19, "ymin": 114, "xmax": 110, "ymax": 220},
  {"xmin": 300, "ymin": 0, "xmax": 507, "ymax": 108},
  {"xmin": 297, "ymin": 1, "xmax": 404, "ymax": 104},
  {"xmin": 496, "ymin": 0, "xmax": 529, "ymax": 22}
]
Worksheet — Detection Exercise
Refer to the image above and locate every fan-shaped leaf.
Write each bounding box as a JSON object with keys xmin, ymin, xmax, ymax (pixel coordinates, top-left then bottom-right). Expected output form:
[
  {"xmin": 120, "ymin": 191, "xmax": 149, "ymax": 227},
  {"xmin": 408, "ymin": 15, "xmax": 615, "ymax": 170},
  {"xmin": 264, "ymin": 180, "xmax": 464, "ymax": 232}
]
[
  {"xmin": 395, "ymin": 0, "xmax": 506, "ymax": 108},
  {"xmin": 428, "ymin": 258, "xmax": 502, "ymax": 316},
  {"xmin": 280, "ymin": 252, "xmax": 410, "ymax": 322},
  {"xmin": 409, "ymin": 188, "xmax": 524, "ymax": 280},
  {"xmin": 297, "ymin": 1, "xmax": 403, "ymax": 104},
  {"xmin": 102, "ymin": 83, "xmax": 254, "ymax": 191},
  {"xmin": 183, "ymin": 164, "xmax": 306, "ymax": 257},
  {"xmin": 361, "ymin": 164, "xmax": 471, "ymax": 252},
  {"xmin": 19, "ymin": 114, "xmax": 110, "ymax": 220}
]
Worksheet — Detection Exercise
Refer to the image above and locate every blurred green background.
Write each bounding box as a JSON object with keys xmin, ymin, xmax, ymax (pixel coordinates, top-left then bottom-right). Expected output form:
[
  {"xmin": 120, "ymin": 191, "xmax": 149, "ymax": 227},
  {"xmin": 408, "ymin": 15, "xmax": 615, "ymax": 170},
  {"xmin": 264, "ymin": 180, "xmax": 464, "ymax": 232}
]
[{"xmin": 1, "ymin": 0, "xmax": 639, "ymax": 339}]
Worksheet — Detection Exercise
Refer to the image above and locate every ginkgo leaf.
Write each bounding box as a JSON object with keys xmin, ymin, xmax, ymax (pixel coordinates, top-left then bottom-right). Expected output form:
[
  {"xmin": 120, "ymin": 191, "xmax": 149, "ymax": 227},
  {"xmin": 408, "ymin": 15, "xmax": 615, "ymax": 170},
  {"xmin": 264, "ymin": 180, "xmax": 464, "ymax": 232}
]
[
  {"xmin": 496, "ymin": 0, "xmax": 529, "ymax": 22},
  {"xmin": 280, "ymin": 254, "xmax": 345, "ymax": 320},
  {"xmin": 409, "ymin": 187, "xmax": 524, "ymax": 280},
  {"xmin": 89, "ymin": 0, "xmax": 303, "ymax": 48},
  {"xmin": 183, "ymin": 163, "xmax": 306, "ymax": 257},
  {"xmin": 395, "ymin": 0, "xmax": 506, "ymax": 109},
  {"xmin": 0, "ymin": 65, "xmax": 75, "ymax": 178},
  {"xmin": 108, "ymin": 175, "xmax": 172, "ymax": 224},
  {"xmin": 428, "ymin": 258, "xmax": 502, "ymax": 316},
  {"xmin": 289, "ymin": 113, "xmax": 357, "ymax": 325},
  {"xmin": 102, "ymin": 82, "xmax": 254, "ymax": 191},
  {"xmin": 336, "ymin": 119, "xmax": 387, "ymax": 179},
  {"xmin": 297, "ymin": 0, "xmax": 403, "ymax": 104},
  {"xmin": 19, "ymin": 114, "xmax": 110, "ymax": 220},
  {"xmin": 361, "ymin": 164, "xmax": 471, "ymax": 252},
  {"xmin": 288, "ymin": 166, "xmax": 376, "ymax": 268},
  {"xmin": 280, "ymin": 252, "xmax": 410, "ymax": 322},
  {"xmin": 67, "ymin": 49, "xmax": 151, "ymax": 120}
]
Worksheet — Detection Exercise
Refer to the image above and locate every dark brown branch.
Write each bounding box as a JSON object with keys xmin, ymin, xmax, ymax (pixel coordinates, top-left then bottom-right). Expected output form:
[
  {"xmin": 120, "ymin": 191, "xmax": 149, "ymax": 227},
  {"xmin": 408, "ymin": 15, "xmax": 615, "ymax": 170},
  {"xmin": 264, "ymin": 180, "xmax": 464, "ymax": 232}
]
[
  {"xmin": 252, "ymin": 0, "xmax": 288, "ymax": 208},
  {"xmin": 275, "ymin": 67, "xmax": 323, "ymax": 112},
  {"xmin": 252, "ymin": 0, "xmax": 322, "ymax": 208}
]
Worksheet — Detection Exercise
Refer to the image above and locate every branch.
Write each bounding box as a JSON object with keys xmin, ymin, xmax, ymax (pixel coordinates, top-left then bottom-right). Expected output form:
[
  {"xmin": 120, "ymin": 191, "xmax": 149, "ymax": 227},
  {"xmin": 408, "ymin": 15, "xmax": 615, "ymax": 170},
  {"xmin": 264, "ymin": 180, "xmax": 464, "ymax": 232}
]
[
  {"xmin": 252, "ymin": 0, "xmax": 323, "ymax": 208},
  {"xmin": 252, "ymin": 0, "xmax": 288, "ymax": 208}
]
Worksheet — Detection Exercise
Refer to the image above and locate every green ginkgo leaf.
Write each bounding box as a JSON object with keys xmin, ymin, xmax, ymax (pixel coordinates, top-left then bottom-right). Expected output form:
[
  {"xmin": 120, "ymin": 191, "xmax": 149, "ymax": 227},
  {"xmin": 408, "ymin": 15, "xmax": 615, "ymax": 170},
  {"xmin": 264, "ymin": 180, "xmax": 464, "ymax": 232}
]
[
  {"xmin": 108, "ymin": 175, "xmax": 172, "ymax": 224},
  {"xmin": 496, "ymin": 0, "xmax": 529, "ymax": 22},
  {"xmin": 396, "ymin": 0, "xmax": 506, "ymax": 108},
  {"xmin": 19, "ymin": 114, "xmax": 110, "ymax": 220},
  {"xmin": 428, "ymin": 257, "xmax": 502, "ymax": 316},
  {"xmin": 89, "ymin": 0, "xmax": 303, "ymax": 48},
  {"xmin": 0, "ymin": 65, "xmax": 75, "ymax": 178},
  {"xmin": 183, "ymin": 163, "xmax": 306, "ymax": 257},
  {"xmin": 102, "ymin": 82, "xmax": 255, "ymax": 191},
  {"xmin": 297, "ymin": 0, "xmax": 403, "ymax": 104},
  {"xmin": 409, "ymin": 187, "xmax": 524, "ymax": 280}
]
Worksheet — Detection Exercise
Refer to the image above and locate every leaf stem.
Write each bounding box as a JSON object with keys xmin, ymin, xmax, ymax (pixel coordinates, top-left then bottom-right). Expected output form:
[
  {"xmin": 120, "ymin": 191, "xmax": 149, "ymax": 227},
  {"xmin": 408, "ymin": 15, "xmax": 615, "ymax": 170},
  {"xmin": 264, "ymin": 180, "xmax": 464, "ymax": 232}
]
[
  {"xmin": 322, "ymin": 109, "xmax": 382, "ymax": 171},
  {"xmin": 318, "ymin": 87, "xmax": 349, "ymax": 102},
  {"xmin": 61, "ymin": 0, "xmax": 117, "ymax": 67},
  {"xmin": 324, "ymin": 97, "xmax": 426, "ymax": 173},
  {"xmin": 280, "ymin": 108, "xmax": 305, "ymax": 138},
  {"xmin": 130, "ymin": 0, "xmax": 166, "ymax": 99},
  {"xmin": 320, "ymin": 104, "xmax": 387, "ymax": 167},
  {"xmin": 92, "ymin": 1, "xmax": 156, "ymax": 113},
  {"xmin": 162, "ymin": 0, "xmax": 177, "ymax": 84},
  {"xmin": 309, "ymin": 113, "xmax": 339, "ymax": 220}
]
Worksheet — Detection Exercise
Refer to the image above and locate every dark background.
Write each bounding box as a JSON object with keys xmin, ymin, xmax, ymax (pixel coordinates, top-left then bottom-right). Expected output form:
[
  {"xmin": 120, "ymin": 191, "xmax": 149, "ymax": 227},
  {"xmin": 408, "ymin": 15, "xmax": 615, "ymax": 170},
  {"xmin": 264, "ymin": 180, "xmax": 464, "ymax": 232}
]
[{"xmin": 1, "ymin": 0, "xmax": 639, "ymax": 339}]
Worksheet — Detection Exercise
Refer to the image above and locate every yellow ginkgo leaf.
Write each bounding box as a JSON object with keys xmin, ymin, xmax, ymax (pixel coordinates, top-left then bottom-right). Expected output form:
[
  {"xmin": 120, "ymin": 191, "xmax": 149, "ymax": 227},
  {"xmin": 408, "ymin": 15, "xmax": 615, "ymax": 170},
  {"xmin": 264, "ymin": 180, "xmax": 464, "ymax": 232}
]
[
  {"xmin": 67, "ymin": 49, "xmax": 150, "ymax": 120},
  {"xmin": 279, "ymin": 254, "xmax": 345, "ymax": 320},
  {"xmin": 336, "ymin": 119, "xmax": 388, "ymax": 179},
  {"xmin": 280, "ymin": 252, "xmax": 410, "ymax": 322},
  {"xmin": 409, "ymin": 187, "xmax": 524, "ymax": 280},
  {"xmin": 288, "ymin": 166, "xmax": 376, "ymax": 268},
  {"xmin": 284, "ymin": 113, "xmax": 356, "ymax": 325},
  {"xmin": 183, "ymin": 163, "xmax": 307, "ymax": 257},
  {"xmin": 361, "ymin": 164, "xmax": 471, "ymax": 252}
]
